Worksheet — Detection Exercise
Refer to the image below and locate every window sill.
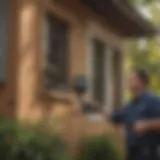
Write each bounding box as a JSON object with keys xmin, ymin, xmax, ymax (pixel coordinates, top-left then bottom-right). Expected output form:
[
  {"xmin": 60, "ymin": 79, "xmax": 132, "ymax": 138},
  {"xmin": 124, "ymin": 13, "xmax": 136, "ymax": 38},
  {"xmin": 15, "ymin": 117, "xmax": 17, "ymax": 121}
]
[{"xmin": 85, "ymin": 113, "xmax": 106, "ymax": 123}]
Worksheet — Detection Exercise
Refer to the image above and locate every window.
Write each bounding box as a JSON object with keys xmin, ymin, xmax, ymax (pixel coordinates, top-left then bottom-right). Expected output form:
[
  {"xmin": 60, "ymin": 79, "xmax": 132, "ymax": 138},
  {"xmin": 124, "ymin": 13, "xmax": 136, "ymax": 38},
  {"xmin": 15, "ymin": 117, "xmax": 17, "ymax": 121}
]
[
  {"xmin": 44, "ymin": 15, "xmax": 69, "ymax": 90},
  {"xmin": 112, "ymin": 50, "xmax": 123, "ymax": 108},
  {"xmin": 0, "ymin": 0, "xmax": 9, "ymax": 83},
  {"xmin": 92, "ymin": 39, "xmax": 106, "ymax": 105}
]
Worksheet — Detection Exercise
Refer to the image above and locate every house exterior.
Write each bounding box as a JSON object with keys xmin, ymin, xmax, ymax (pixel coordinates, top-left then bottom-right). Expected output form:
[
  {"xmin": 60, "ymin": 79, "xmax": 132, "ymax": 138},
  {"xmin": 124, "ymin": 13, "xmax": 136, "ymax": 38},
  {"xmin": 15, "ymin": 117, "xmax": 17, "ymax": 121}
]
[{"xmin": 0, "ymin": 0, "xmax": 156, "ymax": 150}]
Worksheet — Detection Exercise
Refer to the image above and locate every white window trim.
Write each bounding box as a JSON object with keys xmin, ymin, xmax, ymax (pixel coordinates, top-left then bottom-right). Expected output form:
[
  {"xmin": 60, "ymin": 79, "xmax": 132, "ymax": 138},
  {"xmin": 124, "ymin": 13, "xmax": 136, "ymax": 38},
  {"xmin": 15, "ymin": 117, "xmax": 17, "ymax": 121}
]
[
  {"xmin": 85, "ymin": 22, "xmax": 121, "ymax": 115},
  {"xmin": 86, "ymin": 39, "xmax": 113, "ymax": 112}
]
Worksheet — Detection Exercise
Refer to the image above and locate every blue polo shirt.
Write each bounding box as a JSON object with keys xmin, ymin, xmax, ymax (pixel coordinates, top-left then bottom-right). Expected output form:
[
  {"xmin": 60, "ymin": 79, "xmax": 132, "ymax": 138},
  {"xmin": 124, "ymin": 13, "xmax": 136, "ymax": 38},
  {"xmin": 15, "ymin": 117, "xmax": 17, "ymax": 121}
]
[{"xmin": 112, "ymin": 92, "xmax": 160, "ymax": 148}]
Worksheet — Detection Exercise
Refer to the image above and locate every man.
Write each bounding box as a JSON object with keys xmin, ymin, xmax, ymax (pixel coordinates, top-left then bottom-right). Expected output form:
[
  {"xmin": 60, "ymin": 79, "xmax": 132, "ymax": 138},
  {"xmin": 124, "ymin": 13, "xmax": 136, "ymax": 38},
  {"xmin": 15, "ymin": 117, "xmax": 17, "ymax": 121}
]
[{"xmin": 111, "ymin": 68, "xmax": 160, "ymax": 160}]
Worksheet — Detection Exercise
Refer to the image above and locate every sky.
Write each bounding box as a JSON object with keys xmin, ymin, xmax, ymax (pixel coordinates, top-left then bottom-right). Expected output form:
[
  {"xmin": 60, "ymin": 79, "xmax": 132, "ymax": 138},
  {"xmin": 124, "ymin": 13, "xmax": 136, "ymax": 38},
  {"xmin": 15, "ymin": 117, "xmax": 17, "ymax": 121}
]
[{"xmin": 137, "ymin": 5, "xmax": 152, "ymax": 19}]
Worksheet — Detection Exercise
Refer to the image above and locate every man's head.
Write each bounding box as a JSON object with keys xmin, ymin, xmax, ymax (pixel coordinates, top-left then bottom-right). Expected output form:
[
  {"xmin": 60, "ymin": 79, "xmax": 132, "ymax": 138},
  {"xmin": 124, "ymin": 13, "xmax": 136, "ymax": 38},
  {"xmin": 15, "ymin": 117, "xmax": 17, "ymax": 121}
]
[{"xmin": 128, "ymin": 68, "xmax": 150, "ymax": 96}]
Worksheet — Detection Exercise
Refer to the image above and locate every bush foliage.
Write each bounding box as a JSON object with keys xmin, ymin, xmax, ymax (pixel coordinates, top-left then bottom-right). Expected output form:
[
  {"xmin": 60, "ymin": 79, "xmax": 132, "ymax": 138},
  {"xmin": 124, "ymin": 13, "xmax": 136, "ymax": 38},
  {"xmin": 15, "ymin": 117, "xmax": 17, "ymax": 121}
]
[
  {"xmin": 0, "ymin": 117, "xmax": 70, "ymax": 160},
  {"xmin": 0, "ymin": 117, "xmax": 123, "ymax": 160},
  {"xmin": 77, "ymin": 135, "xmax": 123, "ymax": 160}
]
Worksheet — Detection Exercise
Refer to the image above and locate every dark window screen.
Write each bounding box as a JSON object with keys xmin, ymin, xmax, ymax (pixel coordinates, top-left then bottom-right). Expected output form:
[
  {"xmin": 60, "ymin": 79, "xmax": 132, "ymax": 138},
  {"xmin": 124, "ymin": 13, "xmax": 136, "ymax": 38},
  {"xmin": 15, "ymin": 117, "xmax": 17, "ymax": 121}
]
[
  {"xmin": 45, "ymin": 15, "xmax": 69, "ymax": 90},
  {"xmin": 112, "ymin": 50, "xmax": 123, "ymax": 108},
  {"xmin": 92, "ymin": 39, "xmax": 106, "ymax": 104},
  {"xmin": 0, "ymin": 0, "xmax": 9, "ymax": 83}
]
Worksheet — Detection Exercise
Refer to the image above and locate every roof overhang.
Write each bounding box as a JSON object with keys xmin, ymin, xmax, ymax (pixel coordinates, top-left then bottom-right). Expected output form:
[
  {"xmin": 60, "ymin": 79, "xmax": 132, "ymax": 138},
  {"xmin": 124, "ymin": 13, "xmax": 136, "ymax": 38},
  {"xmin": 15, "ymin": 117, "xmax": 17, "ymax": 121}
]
[{"xmin": 81, "ymin": 0, "xmax": 157, "ymax": 37}]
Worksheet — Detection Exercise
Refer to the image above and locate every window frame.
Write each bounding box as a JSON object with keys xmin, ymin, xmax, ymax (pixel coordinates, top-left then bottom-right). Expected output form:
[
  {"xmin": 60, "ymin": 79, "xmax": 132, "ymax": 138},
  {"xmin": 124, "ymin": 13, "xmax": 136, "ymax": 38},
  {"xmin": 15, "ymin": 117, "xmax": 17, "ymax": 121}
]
[
  {"xmin": 43, "ymin": 14, "xmax": 70, "ymax": 91},
  {"xmin": 91, "ymin": 38, "xmax": 106, "ymax": 105},
  {"xmin": 87, "ymin": 37, "xmax": 109, "ymax": 108}
]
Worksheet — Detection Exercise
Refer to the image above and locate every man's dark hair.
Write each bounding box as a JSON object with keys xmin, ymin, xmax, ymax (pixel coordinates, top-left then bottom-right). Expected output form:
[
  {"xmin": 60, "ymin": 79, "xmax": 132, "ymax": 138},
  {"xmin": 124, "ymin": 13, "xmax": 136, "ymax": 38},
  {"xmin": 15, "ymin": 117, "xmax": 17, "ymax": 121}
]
[{"xmin": 133, "ymin": 68, "xmax": 150, "ymax": 86}]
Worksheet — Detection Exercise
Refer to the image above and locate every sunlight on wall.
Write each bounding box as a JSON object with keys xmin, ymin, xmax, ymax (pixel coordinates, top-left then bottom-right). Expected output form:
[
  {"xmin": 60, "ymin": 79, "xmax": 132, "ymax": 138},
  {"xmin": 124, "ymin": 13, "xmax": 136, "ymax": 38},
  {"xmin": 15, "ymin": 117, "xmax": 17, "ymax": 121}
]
[
  {"xmin": 20, "ymin": 4, "xmax": 35, "ymax": 48},
  {"xmin": 17, "ymin": 2, "xmax": 38, "ymax": 120}
]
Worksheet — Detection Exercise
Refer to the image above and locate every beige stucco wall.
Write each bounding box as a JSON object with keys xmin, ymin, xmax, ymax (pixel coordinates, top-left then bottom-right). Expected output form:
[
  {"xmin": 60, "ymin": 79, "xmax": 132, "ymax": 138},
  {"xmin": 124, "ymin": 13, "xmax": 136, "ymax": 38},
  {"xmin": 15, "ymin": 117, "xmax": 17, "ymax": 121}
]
[
  {"xmin": 45, "ymin": 0, "xmax": 122, "ymax": 79},
  {"xmin": 0, "ymin": 0, "xmax": 125, "ymax": 155},
  {"xmin": 37, "ymin": 0, "xmax": 122, "ymax": 120},
  {"xmin": 43, "ymin": 0, "xmax": 123, "ymax": 114},
  {"xmin": 0, "ymin": 0, "xmax": 125, "ymax": 143},
  {"xmin": 0, "ymin": 0, "xmax": 124, "ymax": 121}
]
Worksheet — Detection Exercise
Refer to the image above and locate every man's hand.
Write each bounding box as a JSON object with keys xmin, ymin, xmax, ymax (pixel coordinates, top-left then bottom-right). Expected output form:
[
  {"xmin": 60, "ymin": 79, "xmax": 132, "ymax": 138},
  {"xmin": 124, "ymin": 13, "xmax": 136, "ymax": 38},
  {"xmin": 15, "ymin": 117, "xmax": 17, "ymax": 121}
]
[
  {"xmin": 133, "ymin": 119, "xmax": 160, "ymax": 135},
  {"xmin": 133, "ymin": 120, "xmax": 151, "ymax": 135}
]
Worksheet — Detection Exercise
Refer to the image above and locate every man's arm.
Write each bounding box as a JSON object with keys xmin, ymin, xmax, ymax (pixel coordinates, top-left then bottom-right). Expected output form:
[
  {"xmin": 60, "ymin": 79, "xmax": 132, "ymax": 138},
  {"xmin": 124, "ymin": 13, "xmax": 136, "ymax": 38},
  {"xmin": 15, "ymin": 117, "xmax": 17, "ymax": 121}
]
[
  {"xmin": 133, "ymin": 119, "xmax": 160, "ymax": 135},
  {"xmin": 82, "ymin": 101, "xmax": 126, "ymax": 124},
  {"xmin": 133, "ymin": 97, "xmax": 160, "ymax": 135}
]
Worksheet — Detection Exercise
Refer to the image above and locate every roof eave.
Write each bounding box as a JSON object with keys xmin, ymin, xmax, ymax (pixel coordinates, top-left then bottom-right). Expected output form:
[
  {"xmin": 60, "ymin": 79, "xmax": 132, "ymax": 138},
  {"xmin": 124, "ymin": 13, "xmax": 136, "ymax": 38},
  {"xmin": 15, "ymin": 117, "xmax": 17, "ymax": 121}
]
[{"xmin": 81, "ymin": 0, "xmax": 157, "ymax": 37}]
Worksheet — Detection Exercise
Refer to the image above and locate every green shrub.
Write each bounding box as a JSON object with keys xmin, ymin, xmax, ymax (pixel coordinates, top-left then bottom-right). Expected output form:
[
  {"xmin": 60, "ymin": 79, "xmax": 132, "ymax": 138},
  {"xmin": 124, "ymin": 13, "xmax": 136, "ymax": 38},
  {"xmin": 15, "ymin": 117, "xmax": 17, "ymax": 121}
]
[
  {"xmin": 0, "ymin": 117, "xmax": 71, "ymax": 160},
  {"xmin": 77, "ymin": 135, "xmax": 123, "ymax": 160}
]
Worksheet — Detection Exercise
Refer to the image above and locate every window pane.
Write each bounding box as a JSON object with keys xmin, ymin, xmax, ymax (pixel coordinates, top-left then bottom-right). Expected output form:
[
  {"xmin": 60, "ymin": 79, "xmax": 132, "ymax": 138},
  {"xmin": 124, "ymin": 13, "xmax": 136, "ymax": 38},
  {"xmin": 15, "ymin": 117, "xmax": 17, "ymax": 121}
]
[
  {"xmin": 92, "ymin": 40, "xmax": 106, "ymax": 104},
  {"xmin": 112, "ymin": 50, "xmax": 123, "ymax": 108},
  {"xmin": 0, "ymin": 0, "xmax": 9, "ymax": 82},
  {"xmin": 45, "ymin": 16, "xmax": 69, "ymax": 89}
]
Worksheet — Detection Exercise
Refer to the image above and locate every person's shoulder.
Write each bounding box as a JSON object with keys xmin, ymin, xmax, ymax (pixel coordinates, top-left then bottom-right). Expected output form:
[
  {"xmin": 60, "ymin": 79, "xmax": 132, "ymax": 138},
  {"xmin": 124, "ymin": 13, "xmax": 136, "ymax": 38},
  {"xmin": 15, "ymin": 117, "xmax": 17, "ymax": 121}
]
[
  {"xmin": 146, "ymin": 93, "xmax": 160, "ymax": 115},
  {"xmin": 148, "ymin": 93, "xmax": 159, "ymax": 100},
  {"xmin": 123, "ymin": 101, "xmax": 132, "ymax": 110},
  {"xmin": 144, "ymin": 92, "xmax": 158, "ymax": 99},
  {"xmin": 147, "ymin": 93, "xmax": 160, "ymax": 105}
]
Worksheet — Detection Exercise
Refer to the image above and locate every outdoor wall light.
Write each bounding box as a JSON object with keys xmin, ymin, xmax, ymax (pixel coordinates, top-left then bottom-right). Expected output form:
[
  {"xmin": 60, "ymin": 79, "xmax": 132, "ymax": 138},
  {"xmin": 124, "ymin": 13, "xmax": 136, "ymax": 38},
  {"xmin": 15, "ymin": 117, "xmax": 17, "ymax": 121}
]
[
  {"xmin": 73, "ymin": 75, "xmax": 99, "ymax": 114},
  {"xmin": 73, "ymin": 75, "xmax": 87, "ymax": 95}
]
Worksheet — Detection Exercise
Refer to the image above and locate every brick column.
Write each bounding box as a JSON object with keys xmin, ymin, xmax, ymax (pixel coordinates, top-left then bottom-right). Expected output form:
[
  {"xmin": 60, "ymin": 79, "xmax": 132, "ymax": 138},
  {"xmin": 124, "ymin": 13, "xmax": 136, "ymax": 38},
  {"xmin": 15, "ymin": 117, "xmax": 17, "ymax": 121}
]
[{"xmin": 17, "ymin": 0, "xmax": 42, "ymax": 120}]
